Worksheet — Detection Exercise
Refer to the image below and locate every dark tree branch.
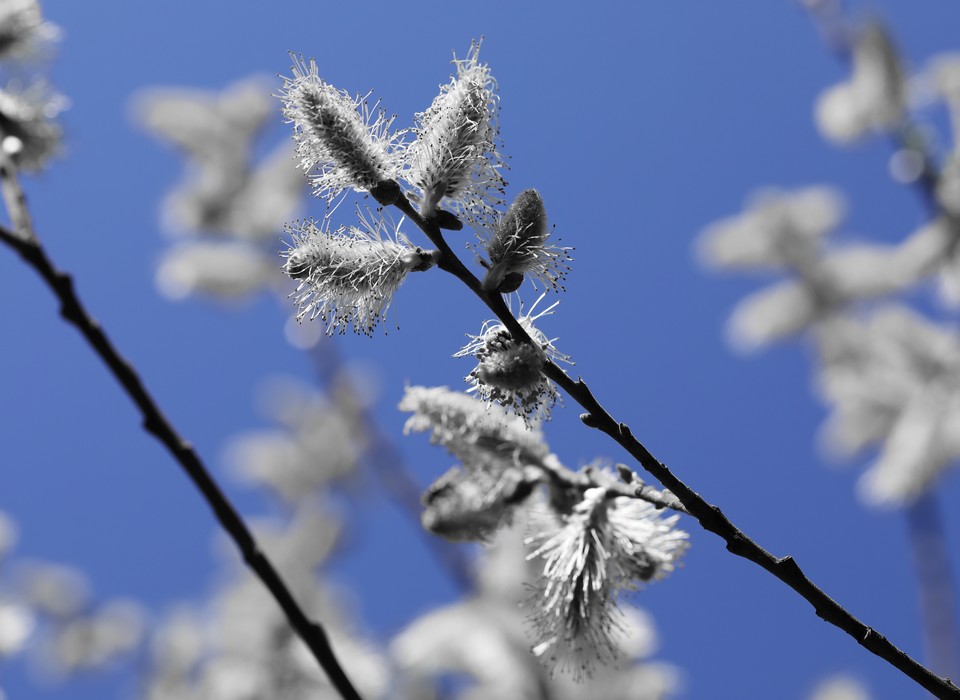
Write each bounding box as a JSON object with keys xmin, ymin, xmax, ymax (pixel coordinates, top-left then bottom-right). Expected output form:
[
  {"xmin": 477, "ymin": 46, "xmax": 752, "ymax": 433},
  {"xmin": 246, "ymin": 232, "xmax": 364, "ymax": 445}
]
[
  {"xmin": 385, "ymin": 189, "xmax": 960, "ymax": 699},
  {"xmin": 0, "ymin": 224, "xmax": 363, "ymax": 700}
]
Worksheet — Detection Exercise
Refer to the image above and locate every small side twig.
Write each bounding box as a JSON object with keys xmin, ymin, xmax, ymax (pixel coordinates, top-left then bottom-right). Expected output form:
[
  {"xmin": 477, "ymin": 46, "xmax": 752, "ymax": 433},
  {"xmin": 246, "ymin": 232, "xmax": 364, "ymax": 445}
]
[
  {"xmin": 0, "ymin": 224, "xmax": 363, "ymax": 700},
  {"xmin": 0, "ymin": 149, "xmax": 36, "ymax": 243},
  {"xmin": 385, "ymin": 189, "xmax": 960, "ymax": 699}
]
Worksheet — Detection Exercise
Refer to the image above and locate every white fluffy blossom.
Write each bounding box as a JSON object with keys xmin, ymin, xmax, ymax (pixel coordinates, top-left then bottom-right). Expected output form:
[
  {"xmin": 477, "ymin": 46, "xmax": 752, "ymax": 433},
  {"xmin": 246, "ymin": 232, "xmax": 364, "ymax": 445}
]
[
  {"xmin": 525, "ymin": 487, "xmax": 688, "ymax": 677},
  {"xmin": 280, "ymin": 56, "xmax": 401, "ymax": 202},
  {"xmin": 0, "ymin": 0, "xmax": 59, "ymax": 62},
  {"xmin": 0, "ymin": 80, "xmax": 65, "ymax": 171},
  {"xmin": 455, "ymin": 297, "xmax": 569, "ymax": 424},
  {"xmin": 155, "ymin": 242, "xmax": 281, "ymax": 301},
  {"xmin": 815, "ymin": 22, "xmax": 904, "ymax": 144},
  {"xmin": 479, "ymin": 189, "xmax": 571, "ymax": 294},
  {"xmin": 700, "ymin": 187, "xmax": 926, "ymax": 351},
  {"xmin": 697, "ymin": 186, "xmax": 844, "ymax": 271},
  {"xmin": 403, "ymin": 40, "xmax": 506, "ymax": 229},
  {"xmin": 400, "ymin": 385, "xmax": 550, "ymax": 469},
  {"xmin": 816, "ymin": 307, "xmax": 960, "ymax": 505},
  {"xmin": 283, "ymin": 212, "xmax": 436, "ymax": 334}
]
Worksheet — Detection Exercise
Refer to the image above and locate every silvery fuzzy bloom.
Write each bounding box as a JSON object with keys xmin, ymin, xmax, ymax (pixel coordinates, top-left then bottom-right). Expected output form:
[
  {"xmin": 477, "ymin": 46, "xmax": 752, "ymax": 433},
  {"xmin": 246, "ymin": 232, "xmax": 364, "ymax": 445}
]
[
  {"xmin": 455, "ymin": 298, "xmax": 569, "ymax": 424},
  {"xmin": 525, "ymin": 486, "xmax": 688, "ymax": 677},
  {"xmin": 696, "ymin": 186, "xmax": 844, "ymax": 271},
  {"xmin": 226, "ymin": 384, "xmax": 358, "ymax": 504},
  {"xmin": 815, "ymin": 21, "xmax": 904, "ymax": 144},
  {"xmin": 701, "ymin": 187, "xmax": 925, "ymax": 351},
  {"xmin": 479, "ymin": 189, "xmax": 572, "ymax": 294},
  {"xmin": 0, "ymin": 0, "xmax": 59, "ymax": 61},
  {"xmin": 400, "ymin": 385, "xmax": 551, "ymax": 470},
  {"xmin": 420, "ymin": 464, "xmax": 540, "ymax": 542},
  {"xmin": 0, "ymin": 599, "xmax": 33, "ymax": 659},
  {"xmin": 727, "ymin": 243, "xmax": 920, "ymax": 351},
  {"xmin": 48, "ymin": 601, "xmax": 145, "ymax": 672},
  {"xmin": 135, "ymin": 78, "xmax": 305, "ymax": 240},
  {"xmin": 0, "ymin": 80, "xmax": 64, "ymax": 171},
  {"xmin": 283, "ymin": 213, "xmax": 436, "ymax": 334},
  {"xmin": 155, "ymin": 242, "xmax": 281, "ymax": 301},
  {"xmin": 402, "ymin": 386, "xmax": 552, "ymax": 540},
  {"xmin": 403, "ymin": 41, "xmax": 506, "ymax": 228},
  {"xmin": 816, "ymin": 307, "xmax": 960, "ymax": 505},
  {"xmin": 279, "ymin": 56, "xmax": 401, "ymax": 202}
]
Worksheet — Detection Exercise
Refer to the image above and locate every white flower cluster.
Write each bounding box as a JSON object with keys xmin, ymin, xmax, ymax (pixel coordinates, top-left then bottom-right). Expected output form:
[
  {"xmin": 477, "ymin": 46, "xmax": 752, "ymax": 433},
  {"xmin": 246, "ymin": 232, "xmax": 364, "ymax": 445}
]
[
  {"xmin": 273, "ymin": 40, "xmax": 689, "ymax": 683},
  {"xmin": 526, "ymin": 487, "xmax": 688, "ymax": 677},
  {"xmin": 278, "ymin": 44, "xmax": 572, "ymax": 341},
  {"xmin": 0, "ymin": 510, "xmax": 144, "ymax": 695},
  {"xmin": 284, "ymin": 213, "xmax": 435, "ymax": 334},
  {"xmin": 815, "ymin": 22, "xmax": 903, "ymax": 144},
  {"xmin": 0, "ymin": 0, "xmax": 63, "ymax": 172},
  {"xmin": 455, "ymin": 297, "xmax": 570, "ymax": 424},
  {"xmin": 404, "ymin": 40, "xmax": 506, "ymax": 230},
  {"xmin": 817, "ymin": 308, "xmax": 960, "ymax": 505},
  {"xmin": 135, "ymin": 76, "xmax": 308, "ymax": 306},
  {"xmin": 701, "ymin": 19, "xmax": 960, "ymax": 507},
  {"xmin": 401, "ymin": 387, "xmax": 689, "ymax": 673}
]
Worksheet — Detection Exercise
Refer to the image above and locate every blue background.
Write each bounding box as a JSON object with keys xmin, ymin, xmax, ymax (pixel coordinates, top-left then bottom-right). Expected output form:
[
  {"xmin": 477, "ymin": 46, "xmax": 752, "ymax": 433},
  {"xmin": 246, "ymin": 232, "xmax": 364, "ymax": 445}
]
[{"xmin": 2, "ymin": 1, "xmax": 960, "ymax": 698}]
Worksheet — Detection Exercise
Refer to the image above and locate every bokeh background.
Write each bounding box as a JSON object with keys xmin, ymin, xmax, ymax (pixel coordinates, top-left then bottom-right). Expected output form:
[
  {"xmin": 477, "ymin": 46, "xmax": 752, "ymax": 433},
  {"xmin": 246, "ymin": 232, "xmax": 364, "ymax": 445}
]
[{"xmin": 2, "ymin": 1, "xmax": 960, "ymax": 698}]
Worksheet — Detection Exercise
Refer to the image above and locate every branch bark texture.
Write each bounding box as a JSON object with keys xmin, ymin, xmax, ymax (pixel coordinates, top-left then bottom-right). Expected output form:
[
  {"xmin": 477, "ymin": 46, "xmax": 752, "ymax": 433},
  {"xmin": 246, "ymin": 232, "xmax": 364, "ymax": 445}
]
[{"xmin": 0, "ymin": 225, "xmax": 363, "ymax": 700}]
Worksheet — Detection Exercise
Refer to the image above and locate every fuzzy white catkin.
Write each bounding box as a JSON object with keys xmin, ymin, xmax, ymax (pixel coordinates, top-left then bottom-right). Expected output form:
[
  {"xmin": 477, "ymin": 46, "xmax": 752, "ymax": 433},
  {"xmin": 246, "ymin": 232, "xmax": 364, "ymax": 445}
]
[{"xmin": 279, "ymin": 56, "xmax": 400, "ymax": 202}]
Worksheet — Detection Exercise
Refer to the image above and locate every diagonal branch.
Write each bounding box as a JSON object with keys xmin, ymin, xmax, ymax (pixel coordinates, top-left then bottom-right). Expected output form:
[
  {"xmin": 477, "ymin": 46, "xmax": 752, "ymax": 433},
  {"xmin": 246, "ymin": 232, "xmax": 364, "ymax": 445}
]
[
  {"xmin": 384, "ymin": 189, "xmax": 960, "ymax": 699},
  {"xmin": 0, "ymin": 224, "xmax": 364, "ymax": 700}
]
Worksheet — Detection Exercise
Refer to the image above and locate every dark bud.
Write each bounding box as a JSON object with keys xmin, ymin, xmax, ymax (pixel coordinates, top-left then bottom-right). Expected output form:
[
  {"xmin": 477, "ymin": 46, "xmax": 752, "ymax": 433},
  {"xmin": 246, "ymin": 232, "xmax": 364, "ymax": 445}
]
[
  {"xmin": 370, "ymin": 179, "xmax": 401, "ymax": 206},
  {"xmin": 616, "ymin": 463, "xmax": 635, "ymax": 484},
  {"xmin": 481, "ymin": 262, "xmax": 524, "ymax": 293},
  {"xmin": 580, "ymin": 412, "xmax": 601, "ymax": 428},
  {"xmin": 495, "ymin": 271, "xmax": 524, "ymax": 293},
  {"xmin": 433, "ymin": 209, "xmax": 463, "ymax": 230},
  {"xmin": 401, "ymin": 247, "xmax": 440, "ymax": 272},
  {"xmin": 502, "ymin": 473, "xmax": 537, "ymax": 505}
]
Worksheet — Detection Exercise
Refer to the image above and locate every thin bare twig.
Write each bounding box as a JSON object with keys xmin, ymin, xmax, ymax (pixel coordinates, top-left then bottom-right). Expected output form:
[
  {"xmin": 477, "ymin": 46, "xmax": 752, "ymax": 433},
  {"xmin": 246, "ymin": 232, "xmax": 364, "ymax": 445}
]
[
  {"xmin": 0, "ymin": 223, "xmax": 363, "ymax": 700},
  {"xmin": 0, "ymin": 149, "xmax": 36, "ymax": 242},
  {"xmin": 380, "ymin": 189, "xmax": 960, "ymax": 699}
]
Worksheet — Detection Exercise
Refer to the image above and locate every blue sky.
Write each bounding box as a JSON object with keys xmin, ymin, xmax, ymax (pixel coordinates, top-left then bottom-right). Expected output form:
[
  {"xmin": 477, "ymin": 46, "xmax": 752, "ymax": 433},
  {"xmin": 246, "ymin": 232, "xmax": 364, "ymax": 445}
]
[{"xmin": 3, "ymin": 1, "xmax": 960, "ymax": 698}]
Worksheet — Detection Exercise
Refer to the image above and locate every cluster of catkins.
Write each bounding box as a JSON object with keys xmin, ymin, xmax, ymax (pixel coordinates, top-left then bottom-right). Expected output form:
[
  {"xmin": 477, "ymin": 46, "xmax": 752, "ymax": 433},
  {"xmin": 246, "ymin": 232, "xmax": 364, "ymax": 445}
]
[
  {"xmin": 699, "ymin": 20, "xmax": 960, "ymax": 507},
  {"xmin": 0, "ymin": 0, "xmax": 63, "ymax": 174},
  {"xmin": 276, "ymin": 43, "xmax": 689, "ymax": 674}
]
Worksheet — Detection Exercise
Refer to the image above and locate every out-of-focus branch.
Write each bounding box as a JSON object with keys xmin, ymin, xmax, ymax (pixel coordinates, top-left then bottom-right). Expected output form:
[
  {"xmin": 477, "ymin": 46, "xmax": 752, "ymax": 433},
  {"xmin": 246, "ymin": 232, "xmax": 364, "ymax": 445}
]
[
  {"xmin": 380, "ymin": 187, "xmax": 960, "ymax": 699},
  {"xmin": 306, "ymin": 336, "xmax": 477, "ymax": 591},
  {"xmin": 907, "ymin": 491, "xmax": 960, "ymax": 681},
  {"xmin": 0, "ymin": 222, "xmax": 364, "ymax": 700}
]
